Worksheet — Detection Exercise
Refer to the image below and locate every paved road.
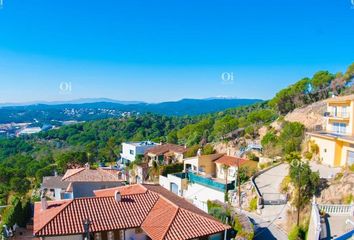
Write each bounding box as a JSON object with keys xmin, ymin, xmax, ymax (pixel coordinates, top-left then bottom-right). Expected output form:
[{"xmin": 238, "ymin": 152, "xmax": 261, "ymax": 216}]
[
  {"xmin": 241, "ymin": 210, "xmax": 288, "ymax": 240},
  {"xmin": 253, "ymin": 163, "xmax": 290, "ymax": 238},
  {"xmin": 255, "ymin": 163, "xmax": 288, "ymax": 196}
]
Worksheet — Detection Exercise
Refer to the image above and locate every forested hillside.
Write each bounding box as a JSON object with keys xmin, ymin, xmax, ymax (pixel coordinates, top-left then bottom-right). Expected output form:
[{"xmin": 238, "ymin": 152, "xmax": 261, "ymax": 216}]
[{"xmin": 0, "ymin": 62, "xmax": 353, "ymax": 207}]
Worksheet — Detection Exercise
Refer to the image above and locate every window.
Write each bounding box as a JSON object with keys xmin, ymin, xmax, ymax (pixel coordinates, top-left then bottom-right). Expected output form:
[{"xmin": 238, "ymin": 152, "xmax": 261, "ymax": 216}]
[
  {"xmin": 332, "ymin": 122, "xmax": 346, "ymax": 134},
  {"xmin": 129, "ymin": 149, "xmax": 134, "ymax": 155},
  {"xmin": 342, "ymin": 106, "xmax": 348, "ymax": 117},
  {"xmin": 347, "ymin": 151, "xmax": 354, "ymax": 166}
]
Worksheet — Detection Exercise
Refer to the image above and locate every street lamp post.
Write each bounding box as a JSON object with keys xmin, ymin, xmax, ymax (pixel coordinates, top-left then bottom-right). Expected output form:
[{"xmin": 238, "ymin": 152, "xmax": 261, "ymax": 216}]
[{"xmin": 83, "ymin": 218, "xmax": 91, "ymax": 240}]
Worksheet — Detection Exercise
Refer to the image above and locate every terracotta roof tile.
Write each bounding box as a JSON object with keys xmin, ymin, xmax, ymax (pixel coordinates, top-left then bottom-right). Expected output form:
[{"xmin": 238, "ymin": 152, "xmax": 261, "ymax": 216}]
[
  {"xmin": 214, "ymin": 155, "xmax": 248, "ymax": 167},
  {"xmin": 141, "ymin": 198, "xmax": 178, "ymax": 240},
  {"xmin": 34, "ymin": 184, "xmax": 230, "ymax": 239},
  {"xmin": 165, "ymin": 208, "xmax": 228, "ymax": 240},
  {"xmin": 34, "ymin": 191, "xmax": 159, "ymax": 236},
  {"xmin": 146, "ymin": 144, "xmax": 188, "ymax": 155},
  {"xmin": 94, "ymin": 184, "xmax": 147, "ymax": 197}
]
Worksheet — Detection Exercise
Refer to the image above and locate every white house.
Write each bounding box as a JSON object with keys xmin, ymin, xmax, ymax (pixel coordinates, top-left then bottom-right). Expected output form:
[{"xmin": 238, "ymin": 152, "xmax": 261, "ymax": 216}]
[{"xmin": 120, "ymin": 141, "xmax": 158, "ymax": 163}]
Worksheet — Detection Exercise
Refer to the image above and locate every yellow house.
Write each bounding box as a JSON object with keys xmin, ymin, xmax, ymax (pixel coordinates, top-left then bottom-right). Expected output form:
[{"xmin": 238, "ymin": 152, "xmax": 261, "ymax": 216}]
[{"xmin": 308, "ymin": 95, "xmax": 354, "ymax": 167}]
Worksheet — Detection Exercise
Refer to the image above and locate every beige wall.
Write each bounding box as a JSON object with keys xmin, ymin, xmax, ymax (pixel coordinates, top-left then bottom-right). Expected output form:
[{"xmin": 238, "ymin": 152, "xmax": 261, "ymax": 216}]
[
  {"xmin": 340, "ymin": 142, "xmax": 354, "ymax": 166},
  {"xmin": 310, "ymin": 136, "xmax": 337, "ymax": 166},
  {"xmin": 326, "ymin": 101, "xmax": 354, "ymax": 135}
]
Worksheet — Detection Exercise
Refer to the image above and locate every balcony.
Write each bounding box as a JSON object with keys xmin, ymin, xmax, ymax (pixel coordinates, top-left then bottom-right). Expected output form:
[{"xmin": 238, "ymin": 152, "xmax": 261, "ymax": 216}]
[
  {"xmin": 173, "ymin": 172, "xmax": 234, "ymax": 192},
  {"xmin": 325, "ymin": 112, "xmax": 350, "ymax": 120}
]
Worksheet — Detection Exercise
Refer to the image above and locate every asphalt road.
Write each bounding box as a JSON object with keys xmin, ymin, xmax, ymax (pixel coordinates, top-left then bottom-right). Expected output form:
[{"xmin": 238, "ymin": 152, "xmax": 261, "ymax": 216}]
[{"xmin": 243, "ymin": 210, "xmax": 288, "ymax": 240}]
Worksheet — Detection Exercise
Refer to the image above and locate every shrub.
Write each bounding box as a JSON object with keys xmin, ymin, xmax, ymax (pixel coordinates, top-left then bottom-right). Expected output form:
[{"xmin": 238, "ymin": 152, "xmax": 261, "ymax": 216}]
[
  {"xmin": 160, "ymin": 163, "xmax": 183, "ymax": 177},
  {"xmin": 304, "ymin": 151, "xmax": 313, "ymax": 160},
  {"xmin": 349, "ymin": 164, "xmax": 354, "ymax": 172},
  {"xmin": 202, "ymin": 144, "xmax": 216, "ymax": 155},
  {"xmin": 249, "ymin": 197, "xmax": 257, "ymax": 211},
  {"xmin": 246, "ymin": 152, "xmax": 259, "ymax": 161},
  {"xmin": 288, "ymin": 225, "xmax": 306, "ymax": 240},
  {"xmin": 343, "ymin": 193, "xmax": 353, "ymax": 204},
  {"xmin": 280, "ymin": 176, "xmax": 291, "ymax": 193}
]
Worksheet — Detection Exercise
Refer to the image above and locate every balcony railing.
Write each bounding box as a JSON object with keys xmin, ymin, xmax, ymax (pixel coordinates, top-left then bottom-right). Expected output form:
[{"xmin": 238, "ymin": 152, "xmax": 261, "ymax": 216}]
[
  {"xmin": 325, "ymin": 112, "xmax": 349, "ymax": 118},
  {"xmin": 172, "ymin": 172, "xmax": 234, "ymax": 191}
]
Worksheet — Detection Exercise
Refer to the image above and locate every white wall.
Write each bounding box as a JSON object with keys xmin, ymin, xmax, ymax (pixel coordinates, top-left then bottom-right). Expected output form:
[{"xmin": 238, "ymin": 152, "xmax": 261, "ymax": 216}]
[
  {"xmin": 121, "ymin": 143, "xmax": 137, "ymax": 162},
  {"xmin": 184, "ymin": 183, "xmax": 225, "ymax": 212},
  {"xmin": 159, "ymin": 175, "xmax": 183, "ymax": 196},
  {"xmin": 121, "ymin": 142, "xmax": 157, "ymax": 162}
]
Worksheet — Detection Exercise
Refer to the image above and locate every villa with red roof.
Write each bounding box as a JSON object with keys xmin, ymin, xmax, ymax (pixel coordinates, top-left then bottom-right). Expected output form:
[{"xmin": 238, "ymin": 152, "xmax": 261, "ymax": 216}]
[
  {"xmin": 34, "ymin": 184, "xmax": 230, "ymax": 240},
  {"xmin": 159, "ymin": 154, "xmax": 256, "ymax": 211},
  {"xmin": 145, "ymin": 143, "xmax": 188, "ymax": 166}
]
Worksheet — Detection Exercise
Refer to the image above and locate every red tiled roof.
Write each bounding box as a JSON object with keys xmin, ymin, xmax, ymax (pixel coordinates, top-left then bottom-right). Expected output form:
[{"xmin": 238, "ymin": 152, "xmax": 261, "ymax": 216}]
[
  {"xmin": 141, "ymin": 197, "xmax": 178, "ymax": 240},
  {"xmin": 34, "ymin": 190, "xmax": 159, "ymax": 236},
  {"xmin": 146, "ymin": 144, "xmax": 188, "ymax": 155},
  {"xmin": 34, "ymin": 184, "xmax": 229, "ymax": 239},
  {"xmin": 165, "ymin": 208, "xmax": 228, "ymax": 240},
  {"xmin": 214, "ymin": 155, "xmax": 248, "ymax": 167},
  {"xmin": 94, "ymin": 184, "xmax": 147, "ymax": 197},
  {"xmin": 61, "ymin": 168, "xmax": 122, "ymax": 182}
]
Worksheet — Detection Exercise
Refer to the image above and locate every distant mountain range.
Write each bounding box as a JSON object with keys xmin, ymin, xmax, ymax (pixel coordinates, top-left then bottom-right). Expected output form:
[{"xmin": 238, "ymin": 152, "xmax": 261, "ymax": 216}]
[
  {"xmin": 0, "ymin": 98, "xmax": 263, "ymax": 123},
  {"xmin": 0, "ymin": 98, "xmax": 144, "ymax": 107}
]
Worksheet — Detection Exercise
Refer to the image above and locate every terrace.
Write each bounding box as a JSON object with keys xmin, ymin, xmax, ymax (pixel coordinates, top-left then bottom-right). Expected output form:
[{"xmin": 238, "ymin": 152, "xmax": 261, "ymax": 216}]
[{"xmin": 172, "ymin": 172, "xmax": 234, "ymax": 192}]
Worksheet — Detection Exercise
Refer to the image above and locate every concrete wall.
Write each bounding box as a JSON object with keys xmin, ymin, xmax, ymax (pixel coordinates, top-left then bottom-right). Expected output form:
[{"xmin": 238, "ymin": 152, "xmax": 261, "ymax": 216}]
[{"xmin": 184, "ymin": 182, "xmax": 225, "ymax": 212}]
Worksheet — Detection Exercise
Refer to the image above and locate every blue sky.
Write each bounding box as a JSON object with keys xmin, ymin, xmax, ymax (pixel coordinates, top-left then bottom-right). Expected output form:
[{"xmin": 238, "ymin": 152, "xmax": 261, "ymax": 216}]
[{"xmin": 0, "ymin": 0, "xmax": 353, "ymax": 103}]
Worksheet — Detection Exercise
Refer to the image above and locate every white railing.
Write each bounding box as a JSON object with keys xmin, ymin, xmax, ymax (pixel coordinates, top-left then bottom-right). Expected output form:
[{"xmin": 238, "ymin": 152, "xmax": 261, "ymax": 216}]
[
  {"xmin": 318, "ymin": 204, "xmax": 354, "ymax": 215},
  {"xmin": 308, "ymin": 202, "xmax": 322, "ymax": 240}
]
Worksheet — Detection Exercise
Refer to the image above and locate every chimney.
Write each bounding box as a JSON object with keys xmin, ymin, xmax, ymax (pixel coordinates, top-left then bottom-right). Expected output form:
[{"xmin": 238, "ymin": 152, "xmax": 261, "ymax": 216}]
[
  {"xmin": 114, "ymin": 190, "xmax": 122, "ymax": 202},
  {"xmin": 41, "ymin": 190, "xmax": 48, "ymax": 211},
  {"xmin": 227, "ymin": 148, "xmax": 231, "ymax": 156},
  {"xmin": 54, "ymin": 170, "xmax": 58, "ymax": 177}
]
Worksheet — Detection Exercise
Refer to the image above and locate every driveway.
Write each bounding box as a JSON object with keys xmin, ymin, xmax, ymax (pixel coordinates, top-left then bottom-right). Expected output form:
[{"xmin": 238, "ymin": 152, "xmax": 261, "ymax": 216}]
[
  {"xmin": 255, "ymin": 163, "xmax": 288, "ymax": 196},
  {"xmin": 254, "ymin": 163, "xmax": 290, "ymax": 234},
  {"xmin": 309, "ymin": 162, "xmax": 341, "ymax": 179},
  {"xmin": 241, "ymin": 210, "xmax": 288, "ymax": 240}
]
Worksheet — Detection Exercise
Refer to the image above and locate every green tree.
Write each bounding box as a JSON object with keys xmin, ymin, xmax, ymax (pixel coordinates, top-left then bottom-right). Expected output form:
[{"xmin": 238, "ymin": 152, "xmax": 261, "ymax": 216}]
[
  {"xmin": 213, "ymin": 115, "xmax": 238, "ymax": 139},
  {"xmin": 279, "ymin": 122, "xmax": 305, "ymax": 154}
]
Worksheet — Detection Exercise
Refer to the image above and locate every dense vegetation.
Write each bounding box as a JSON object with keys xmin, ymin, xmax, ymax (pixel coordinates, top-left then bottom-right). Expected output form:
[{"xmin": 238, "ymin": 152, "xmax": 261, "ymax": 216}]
[
  {"xmin": 0, "ymin": 63, "xmax": 352, "ymax": 230},
  {"xmin": 269, "ymin": 63, "xmax": 354, "ymax": 114}
]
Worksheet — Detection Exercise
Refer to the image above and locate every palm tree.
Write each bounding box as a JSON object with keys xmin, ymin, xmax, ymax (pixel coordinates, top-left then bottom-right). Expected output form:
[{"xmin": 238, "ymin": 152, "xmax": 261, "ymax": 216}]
[
  {"xmin": 222, "ymin": 164, "xmax": 229, "ymax": 202},
  {"xmin": 148, "ymin": 160, "xmax": 160, "ymax": 183}
]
